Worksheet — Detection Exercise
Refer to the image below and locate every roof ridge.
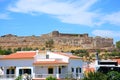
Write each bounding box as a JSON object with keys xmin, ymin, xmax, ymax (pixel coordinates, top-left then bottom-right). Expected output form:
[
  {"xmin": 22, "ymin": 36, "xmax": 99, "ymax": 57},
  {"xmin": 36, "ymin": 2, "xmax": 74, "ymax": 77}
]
[{"xmin": 17, "ymin": 51, "xmax": 36, "ymax": 53}]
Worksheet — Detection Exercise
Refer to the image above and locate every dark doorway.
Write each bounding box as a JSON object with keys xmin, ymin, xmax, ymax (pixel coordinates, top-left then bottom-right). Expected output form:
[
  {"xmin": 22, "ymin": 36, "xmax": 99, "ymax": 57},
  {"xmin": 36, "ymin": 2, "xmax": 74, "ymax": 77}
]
[
  {"xmin": 19, "ymin": 69, "xmax": 31, "ymax": 75},
  {"xmin": 48, "ymin": 68, "xmax": 53, "ymax": 74}
]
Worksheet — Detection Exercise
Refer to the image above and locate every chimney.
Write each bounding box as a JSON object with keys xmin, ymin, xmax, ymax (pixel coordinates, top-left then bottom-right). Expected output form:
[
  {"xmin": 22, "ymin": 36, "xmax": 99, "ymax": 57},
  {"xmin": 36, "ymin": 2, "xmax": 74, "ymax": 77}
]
[
  {"xmin": 36, "ymin": 50, "xmax": 39, "ymax": 55},
  {"xmin": 96, "ymin": 52, "xmax": 99, "ymax": 60},
  {"xmin": 95, "ymin": 52, "xmax": 100, "ymax": 66}
]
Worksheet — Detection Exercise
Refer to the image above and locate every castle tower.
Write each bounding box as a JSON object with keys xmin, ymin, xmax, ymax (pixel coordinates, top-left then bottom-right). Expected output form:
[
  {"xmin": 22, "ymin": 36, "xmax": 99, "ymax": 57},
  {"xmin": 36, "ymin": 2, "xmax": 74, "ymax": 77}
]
[{"xmin": 51, "ymin": 31, "xmax": 59, "ymax": 37}]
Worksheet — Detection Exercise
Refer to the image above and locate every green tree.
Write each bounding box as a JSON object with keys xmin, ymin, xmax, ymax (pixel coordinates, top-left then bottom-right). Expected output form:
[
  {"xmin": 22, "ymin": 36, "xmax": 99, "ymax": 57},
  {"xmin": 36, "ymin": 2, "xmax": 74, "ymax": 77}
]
[
  {"xmin": 107, "ymin": 71, "xmax": 120, "ymax": 80},
  {"xmin": 13, "ymin": 47, "xmax": 22, "ymax": 52},
  {"xmin": 116, "ymin": 41, "xmax": 120, "ymax": 49},
  {"xmin": 0, "ymin": 48, "xmax": 12, "ymax": 55},
  {"xmin": 15, "ymin": 76, "xmax": 22, "ymax": 80},
  {"xmin": 5, "ymin": 48, "xmax": 12, "ymax": 55},
  {"xmin": 45, "ymin": 39, "xmax": 54, "ymax": 50},
  {"xmin": 22, "ymin": 47, "xmax": 33, "ymax": 51}
]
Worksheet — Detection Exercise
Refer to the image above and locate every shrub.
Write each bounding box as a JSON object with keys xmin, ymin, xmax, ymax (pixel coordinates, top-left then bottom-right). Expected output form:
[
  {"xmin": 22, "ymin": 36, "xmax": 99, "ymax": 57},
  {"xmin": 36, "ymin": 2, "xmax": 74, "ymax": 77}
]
[
  {"xmin": 107, "ymin": 71, "xmax": 120, "ymax": 80},
  {"xmin": 46, "ymin": 76, "xmax": 56, "ymax": 80},
  {"xmin": 83, "ymin": 71, "xmax": 107, "ymax": 80},
  {"xmin": 15, "ymin": 76, "xmax": 22, "ymax": 80}
]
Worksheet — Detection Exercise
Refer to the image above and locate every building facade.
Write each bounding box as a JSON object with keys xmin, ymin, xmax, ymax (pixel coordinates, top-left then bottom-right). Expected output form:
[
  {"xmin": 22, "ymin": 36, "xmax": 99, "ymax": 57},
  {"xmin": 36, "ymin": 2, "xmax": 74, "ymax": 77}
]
[{"xmin": 0, "ymin": 51, "xmax": 84, "ymax": 80}]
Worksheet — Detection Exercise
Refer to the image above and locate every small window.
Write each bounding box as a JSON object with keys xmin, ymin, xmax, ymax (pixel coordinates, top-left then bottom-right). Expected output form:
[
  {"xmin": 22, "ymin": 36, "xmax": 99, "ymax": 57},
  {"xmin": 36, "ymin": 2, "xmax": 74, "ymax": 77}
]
[
  {"xmin": 79, "ymin": 68, "xmax": 81, "ymax": 73},
  {"xmin": 6, "ymin": 69, "xmax": 9, "ymax": 74},
  {"xmin": 46, "ymin": 54, "xmax": 49, "ymax": 59},
  {"xmin": 19, "ymin": 69, "xmax": 22, "ymax": 75},
  {"xmin": 76, "ymin": 67, "xmax": 81, "ymax": 73},
  {"xmin": 11, "ymin": 69, "xmax": 15, "ymax": 74},
  {"xmin": 6, "ymin": 69, "xmax": 15, "ymax": 74},
  {"xmin": 71, "ymin": 68, "xmax": 74, "ymax": 72},
  {"xmin": 48, "ymin": 68, "xmax": 53, "ymax": 74},
  {"xmin": 76, "ymin": 68, "xmax": 78, "ymax": 73}
]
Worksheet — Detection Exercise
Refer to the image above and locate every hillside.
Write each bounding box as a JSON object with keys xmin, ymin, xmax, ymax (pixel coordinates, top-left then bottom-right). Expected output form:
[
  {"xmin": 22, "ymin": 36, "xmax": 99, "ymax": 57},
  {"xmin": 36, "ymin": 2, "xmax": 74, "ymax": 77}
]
[{"xmin": 0, "ymin": 31, "xmax": 114, "ymax": 51}]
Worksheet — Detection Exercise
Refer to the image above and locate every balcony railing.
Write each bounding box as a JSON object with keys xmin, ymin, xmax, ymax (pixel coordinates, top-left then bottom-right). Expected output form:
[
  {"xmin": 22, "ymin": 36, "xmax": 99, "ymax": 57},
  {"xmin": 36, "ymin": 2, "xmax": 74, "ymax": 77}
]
[
  {"xmin": 0, "ymin": 73, "xmax": 84, "ymax": 79},
  {"xmin": 0, "ymin": 74, "xmax": 16, "ymax": 79},
  {"xmin": 35, "ymin": 74, "xmax": 56, "ymax": 78},
  {"xmin": 0, "ymin": 74, "xmax": 32, "ymax": 80},
  {"xmin": 34, "ymin": 73, "xmax": 84, "ymax": 79}
]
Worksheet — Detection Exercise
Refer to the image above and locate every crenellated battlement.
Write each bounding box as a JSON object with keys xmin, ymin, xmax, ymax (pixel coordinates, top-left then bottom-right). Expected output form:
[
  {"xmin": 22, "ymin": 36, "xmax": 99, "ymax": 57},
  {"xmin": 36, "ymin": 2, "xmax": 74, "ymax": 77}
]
[{"xmin": 48, "ymin": 31, "xmax": 88, "ymax": 38}]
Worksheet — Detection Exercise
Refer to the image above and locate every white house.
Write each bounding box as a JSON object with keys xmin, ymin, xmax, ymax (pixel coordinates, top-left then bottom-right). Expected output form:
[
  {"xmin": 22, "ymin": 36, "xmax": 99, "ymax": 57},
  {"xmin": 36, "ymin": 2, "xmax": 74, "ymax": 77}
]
[{"xmin": 0, "ymin": 50, "xmax": 84, "ymax": 80}]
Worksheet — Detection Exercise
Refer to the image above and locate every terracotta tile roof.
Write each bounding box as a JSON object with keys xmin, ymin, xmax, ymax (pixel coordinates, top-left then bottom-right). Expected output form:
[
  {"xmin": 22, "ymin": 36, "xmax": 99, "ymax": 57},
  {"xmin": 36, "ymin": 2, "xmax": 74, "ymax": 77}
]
[
  {"xmin": 0, "ymin": 55, "xmax": 6, "ymax": 58},
  {"xmin": 113, "ymin": 59, "xmax": 120, "ymax": 64},
  {"xmin": 53, "ymin": 52, "xmax": 80, "ymax": 59},
  {"xmin": 33, "ymin": 60, "xmax": 68, "ymax": 65},
  {"xmin": 1, "ymin": 51, "xmax": 36, "ymax": 59}
]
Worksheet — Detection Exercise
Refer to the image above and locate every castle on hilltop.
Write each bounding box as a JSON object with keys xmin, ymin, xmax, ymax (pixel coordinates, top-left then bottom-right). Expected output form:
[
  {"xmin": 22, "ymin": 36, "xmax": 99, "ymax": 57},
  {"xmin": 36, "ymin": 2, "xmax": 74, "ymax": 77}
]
[
  {"xmin": 41, "ymin": 31, "xmax": 114, "ymax": 49},
  {"xmin": 0, "ymin": 31, "xmax": 114, "ymax": 50}
]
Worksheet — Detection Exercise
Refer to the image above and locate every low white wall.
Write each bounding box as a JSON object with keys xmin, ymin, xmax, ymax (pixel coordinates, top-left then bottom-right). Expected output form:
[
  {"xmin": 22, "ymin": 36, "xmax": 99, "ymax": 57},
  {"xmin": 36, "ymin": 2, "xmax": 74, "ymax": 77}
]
[{"xmin": 47, "ymin": 52, "xmax": 69, "ymax": 62}]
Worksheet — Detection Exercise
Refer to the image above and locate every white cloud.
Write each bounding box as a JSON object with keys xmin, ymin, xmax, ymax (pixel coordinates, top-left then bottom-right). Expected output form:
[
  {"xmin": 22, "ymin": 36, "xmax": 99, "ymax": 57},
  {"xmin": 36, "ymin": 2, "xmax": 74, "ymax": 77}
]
[
  {"xmin": 0, "ymin": 13, "xmax": 10, "ymax": 20},
  {"xmin": 92, "ymin": 30, "xmax": 120, "ymax": 38},
  {"xmin": 102, "ymin": 11, "xmax": 120, "ymax": 26},
  {"xmin": 8, "ymin": 0, "xmax": 99, "ymax": 26},
  {"xmin": 7, "ymin": 0, "xmax": 120, "ymax": 26}
]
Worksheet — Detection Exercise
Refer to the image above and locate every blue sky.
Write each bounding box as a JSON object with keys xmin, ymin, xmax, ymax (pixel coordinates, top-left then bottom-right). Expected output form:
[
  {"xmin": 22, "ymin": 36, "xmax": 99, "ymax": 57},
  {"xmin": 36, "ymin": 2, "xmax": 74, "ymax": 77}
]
[{"xmin": 0, "ymin": 0, "xmax": 120, "ymax": 43}]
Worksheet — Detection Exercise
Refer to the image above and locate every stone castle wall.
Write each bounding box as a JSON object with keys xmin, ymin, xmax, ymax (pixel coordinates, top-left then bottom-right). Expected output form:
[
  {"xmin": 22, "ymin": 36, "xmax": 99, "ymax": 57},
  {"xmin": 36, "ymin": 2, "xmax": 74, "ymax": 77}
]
[
  {"xmin": 0, "ymin": 31, "xmax": 114, "ymax": 50},
  {"xmin": 42, "ymin": 31, "xmax": 114, "ymax": 49}
]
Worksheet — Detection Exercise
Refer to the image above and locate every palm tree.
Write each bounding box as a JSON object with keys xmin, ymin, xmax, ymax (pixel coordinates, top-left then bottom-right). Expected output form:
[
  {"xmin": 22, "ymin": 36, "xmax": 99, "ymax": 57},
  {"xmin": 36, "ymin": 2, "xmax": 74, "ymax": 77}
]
[{"xmin": 83, "ymin": 71, "xmax": 107, "ymax": 80}]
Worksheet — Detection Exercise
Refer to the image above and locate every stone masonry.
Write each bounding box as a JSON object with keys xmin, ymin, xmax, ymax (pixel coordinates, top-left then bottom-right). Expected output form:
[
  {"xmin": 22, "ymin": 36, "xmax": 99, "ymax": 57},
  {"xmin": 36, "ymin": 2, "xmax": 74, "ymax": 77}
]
[{"xmin": 0, "ymin": 31, "xmax": 114, "ymax": 50}]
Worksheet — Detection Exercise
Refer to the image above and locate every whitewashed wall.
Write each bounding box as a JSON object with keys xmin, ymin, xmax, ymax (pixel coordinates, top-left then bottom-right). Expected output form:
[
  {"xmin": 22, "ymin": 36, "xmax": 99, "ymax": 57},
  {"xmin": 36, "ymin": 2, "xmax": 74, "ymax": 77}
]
[
  {"xmin": 68, "ymin": 59, "xmax": 83, "ymax": 79},
  {"xmin": 47, "ymin": 52, "xmax": 69, "ymax": 62},
  {"xmin": 0, "ymin": 59, "xmax": 34, "ymax": 67},
  {"xmin": 0, "ymin": 59, "xmax": 34, "ymax": 77},
  {"xmin": 34, "ymin": 66, "xmax": 48, "ymax": 74},
  {"xmin": 68, "ymin": 59, "xmax": 83, "ymax": 73}
]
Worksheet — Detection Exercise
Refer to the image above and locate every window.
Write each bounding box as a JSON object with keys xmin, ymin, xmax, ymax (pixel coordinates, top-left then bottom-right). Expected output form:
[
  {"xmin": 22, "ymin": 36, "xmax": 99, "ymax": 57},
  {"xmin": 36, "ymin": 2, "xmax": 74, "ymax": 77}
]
[
  {"xmin": 19, "ymin": 69, "xmax": 31, "ymax": 75},
  {"xmin": 76, "ymin": 68, "xmax": 78, "ymax": 73},
  {"xmin": 24, "ymin": 69, "xmax": 31, "ymax": 74},
  {"xmin": 46, "ymin": 54, "xmax": 49, "ymax": 59},
  {"xmin": 6, "ymin": 69, "xmax": 15, "ymax": 74},
  {"xmin": 48, "ymin": 68, "xmax": 53, "ymax": 74},
  {"xmin": 19, "ymin": 69, "xmax": 22, "ymax": 75},
  {"xmin": 11, "ymin": 69, "xmax": 15, "ymax": 74},
  {"xmin": 76, "ymin": 67, "xmax": 81, "ymax": 73},
  {"xmin": 71, "ymin": 68, "xmax": 74, "ymax": 72},
  {"xmin": 6, "ymin": 69, "xmax": 9, "ymax": 74},
  {"xmin": 59, "ymin": 67, "xmax": 61, "ymax": 74},
  {"xmin": 79, "ymin": 68, "xmax": 81, "ymax": 73}
]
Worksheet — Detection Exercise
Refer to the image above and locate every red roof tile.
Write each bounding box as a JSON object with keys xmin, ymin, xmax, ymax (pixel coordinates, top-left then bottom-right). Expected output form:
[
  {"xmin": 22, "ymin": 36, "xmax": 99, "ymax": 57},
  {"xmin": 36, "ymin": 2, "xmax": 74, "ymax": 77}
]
[
  {"xmin": 113, "ymin": 59, "xmax": 120, "ymax": 64},
  {"xmin": 1, "ymin": 51, "xmax": 36, "ymax": 59},
  {"xmin": 33, "ymin": 60, "xmax": 68, "ymax": 65}
]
